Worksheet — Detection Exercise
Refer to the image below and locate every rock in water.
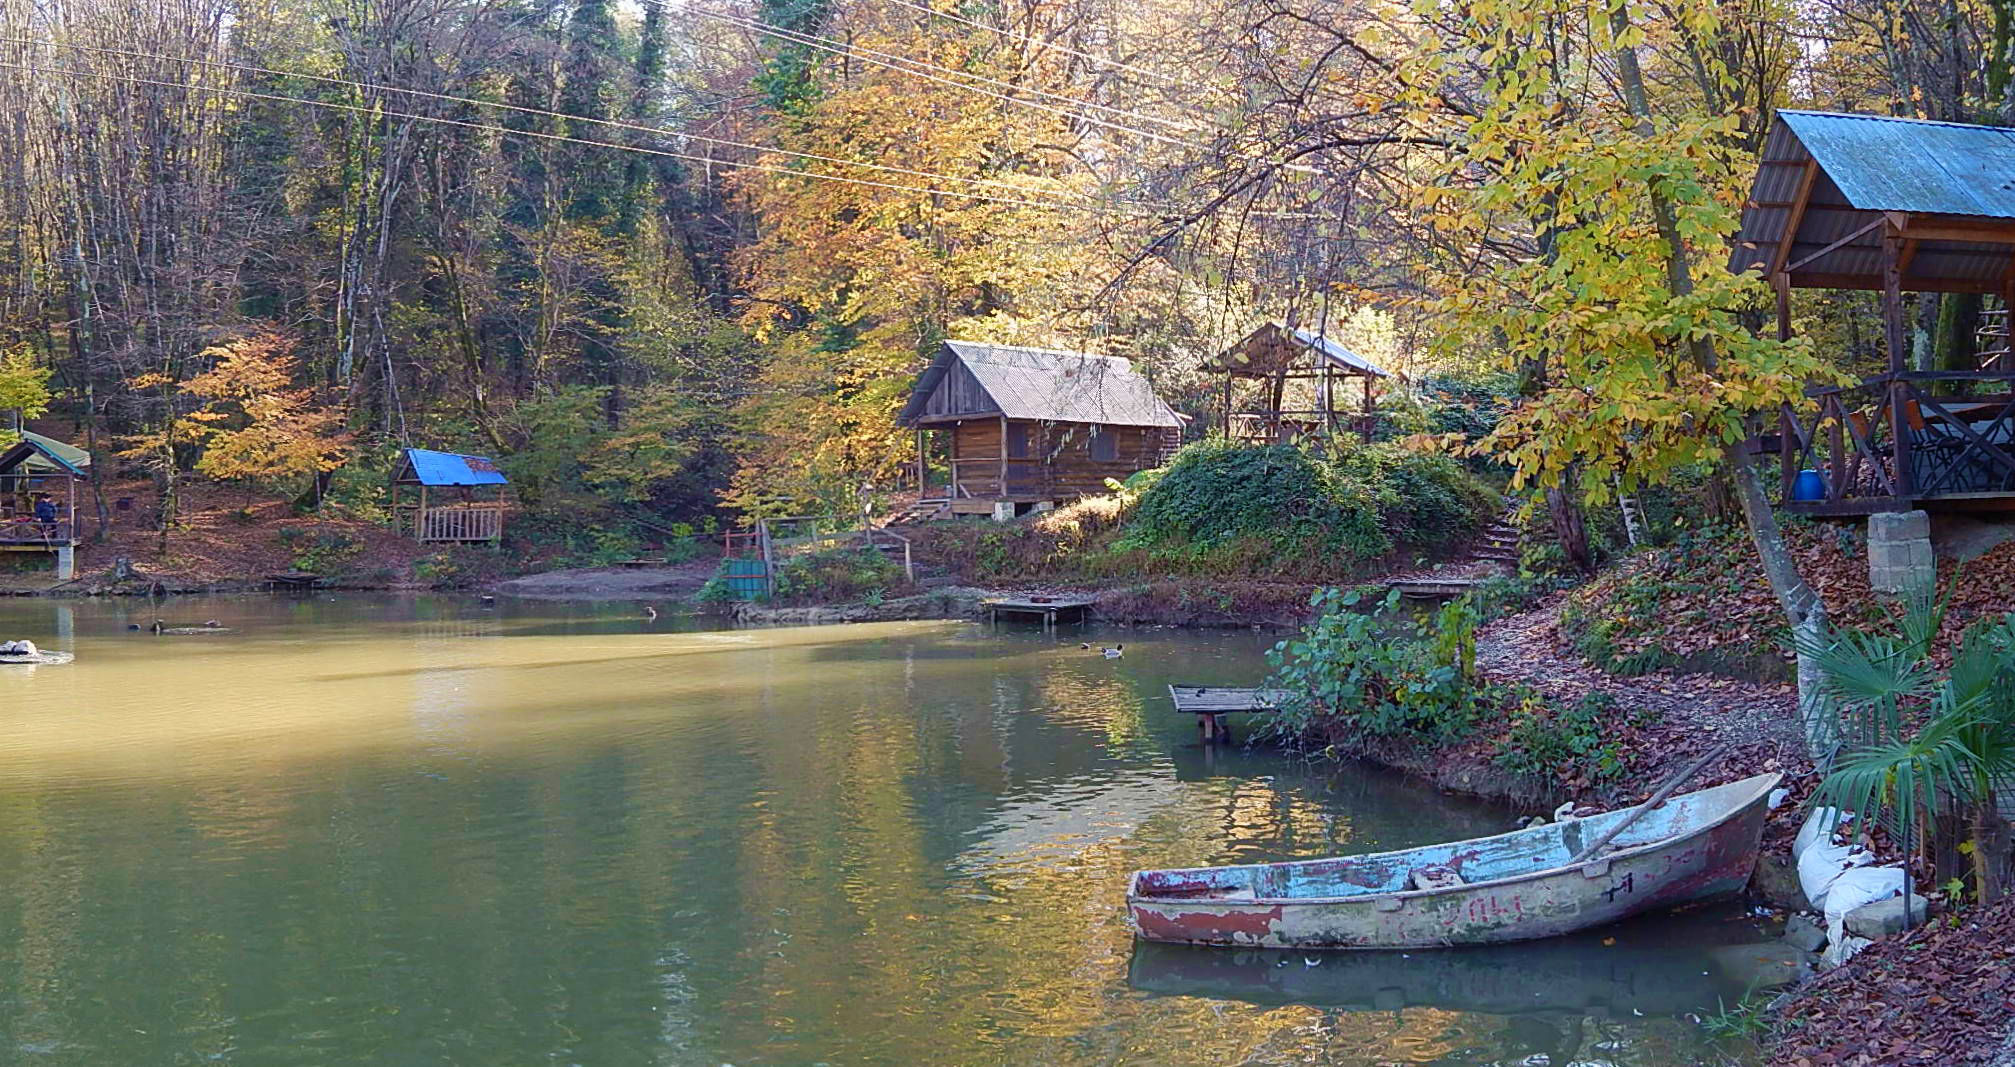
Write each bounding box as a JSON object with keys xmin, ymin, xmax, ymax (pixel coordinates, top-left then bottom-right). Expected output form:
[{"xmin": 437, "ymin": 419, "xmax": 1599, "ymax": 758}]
[
  {"xmin": 1752, "ymin": 851, "xmax": 1813, "ymax": 912},
  {"xmin": 1782, "ymin": 913, "xmax": 1829, "ymax": 954}
]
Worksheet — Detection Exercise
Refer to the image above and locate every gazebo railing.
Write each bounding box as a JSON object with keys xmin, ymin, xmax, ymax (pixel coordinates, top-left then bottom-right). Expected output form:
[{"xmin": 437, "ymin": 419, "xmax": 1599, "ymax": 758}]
[
  {"xmin": 417, "ymin": 505, "xmax": 503, "ymax": 542},
  {"xmin": 1776, "ymin": 371, "xmax": 2015, "ymax": 514},
  {"xmin": 0, "ymin": 519, "xmax": 73, "ymax": 545}
]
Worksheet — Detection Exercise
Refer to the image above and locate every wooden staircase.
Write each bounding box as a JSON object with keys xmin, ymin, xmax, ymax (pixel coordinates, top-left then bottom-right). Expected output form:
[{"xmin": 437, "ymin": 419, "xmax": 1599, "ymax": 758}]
[
  {"xmin": 1471, "ymin": 515, "xmax": 1521, "ymax": 566},
  {"xmin": 884, "ymin": 496, "xmax": 949, "ymax": 526}
]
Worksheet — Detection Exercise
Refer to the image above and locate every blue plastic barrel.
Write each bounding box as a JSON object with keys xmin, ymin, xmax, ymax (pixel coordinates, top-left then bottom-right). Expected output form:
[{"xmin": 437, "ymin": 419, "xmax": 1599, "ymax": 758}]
[{"xmin": 1791, "ymin": 468, "xmax": 1826, "ymax": 502}]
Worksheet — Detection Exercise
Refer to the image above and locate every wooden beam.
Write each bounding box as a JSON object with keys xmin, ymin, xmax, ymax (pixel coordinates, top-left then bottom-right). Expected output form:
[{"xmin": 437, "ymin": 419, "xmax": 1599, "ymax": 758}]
[
  {"xmin": 1884, "ymin": 226, "xmax": 1908, "ymax": 374},
  {"xmin": 1895, "ymin": 218, "xmax": 2015, "ymax": 244},
  {"xmin": 1780, "ymin": 216, "xmax": 1886, "ymax": 274},
  {"xmin": 1786, "ymin": 272, "xmax": 2002, "ymax": 295},
  {"xmin": 1767, "ymin": 160, "xmax": 1820, "ymax": 278}
]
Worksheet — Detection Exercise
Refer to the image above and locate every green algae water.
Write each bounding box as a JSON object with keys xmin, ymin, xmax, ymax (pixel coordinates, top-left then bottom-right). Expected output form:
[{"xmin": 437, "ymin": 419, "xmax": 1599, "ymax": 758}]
[{"xmin": 0, "ymin": 596, "xmax": 1771, "ymax": 1065}]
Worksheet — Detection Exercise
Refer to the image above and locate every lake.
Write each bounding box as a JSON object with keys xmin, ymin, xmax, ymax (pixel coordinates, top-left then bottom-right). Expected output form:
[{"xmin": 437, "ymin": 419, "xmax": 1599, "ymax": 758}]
[{"xmin": 0, "ymin": 595, "xmax": 1771, "ymax": 1064}]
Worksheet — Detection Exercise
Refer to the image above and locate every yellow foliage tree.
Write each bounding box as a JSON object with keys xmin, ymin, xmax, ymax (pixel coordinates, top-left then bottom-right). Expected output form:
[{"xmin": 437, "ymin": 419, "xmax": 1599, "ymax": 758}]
[{"xmin": 177, "ymin": 331, "xmax": 353, "ymax": 490}]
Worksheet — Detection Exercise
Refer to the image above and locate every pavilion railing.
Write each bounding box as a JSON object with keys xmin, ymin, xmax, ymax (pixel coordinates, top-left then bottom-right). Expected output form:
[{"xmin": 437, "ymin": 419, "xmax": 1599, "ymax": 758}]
[
  {"xmin": 417, "ymin": 505, "xmax": 503, "ymax": 542},
  {"xmin": 1775, "ymin": 371, "xmax": 2015, "ymax": 514},
  {"xmin": 0, "ymin": 519, "xmax": 73, "ymax": 545}
]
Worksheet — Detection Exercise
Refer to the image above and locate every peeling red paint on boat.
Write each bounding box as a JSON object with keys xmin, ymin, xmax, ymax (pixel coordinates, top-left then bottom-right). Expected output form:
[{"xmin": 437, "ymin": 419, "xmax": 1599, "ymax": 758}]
[{"xmin": 1130, "ymin": 904, "xmax": 1284, "ymax": 943}]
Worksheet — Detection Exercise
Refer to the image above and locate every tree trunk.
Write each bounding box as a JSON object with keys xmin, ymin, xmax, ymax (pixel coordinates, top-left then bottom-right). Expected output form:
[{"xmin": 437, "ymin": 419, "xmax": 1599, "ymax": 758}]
[
  {"xmin": 1612, "ymin": 0, "xmax": 1831, "ymax": 754},
  {"xmin": 1546, "ymin": 485, "xmax": 1595, "ymax": 575},
  {"xmin": 1973, "ymin": 797, "xmax": 2012, "ymax": 903}
]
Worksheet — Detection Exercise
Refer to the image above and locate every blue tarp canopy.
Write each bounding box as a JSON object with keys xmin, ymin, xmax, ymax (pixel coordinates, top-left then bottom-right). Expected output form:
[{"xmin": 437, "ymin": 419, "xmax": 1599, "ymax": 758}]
[{"xmin": 396, "ymin": 448, "xmax": 508, "ymax": 487}]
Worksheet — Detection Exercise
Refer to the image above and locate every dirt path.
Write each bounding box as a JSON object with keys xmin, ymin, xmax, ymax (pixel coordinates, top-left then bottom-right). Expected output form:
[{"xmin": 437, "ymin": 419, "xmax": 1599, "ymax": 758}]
[
  {"xmin": 1475, "ymin": 594, "xmax": 1812, "ymax": 800},
  {"xmin": 490, "ymin": 558, "xmax": 717, "ymax": 600}
]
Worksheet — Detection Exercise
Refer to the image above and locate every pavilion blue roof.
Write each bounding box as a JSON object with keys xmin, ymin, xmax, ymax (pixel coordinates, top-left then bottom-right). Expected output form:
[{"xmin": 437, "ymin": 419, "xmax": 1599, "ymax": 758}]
[{"xmin": 400, "ymin": 448, "xmax": 507, "ymax": 486}]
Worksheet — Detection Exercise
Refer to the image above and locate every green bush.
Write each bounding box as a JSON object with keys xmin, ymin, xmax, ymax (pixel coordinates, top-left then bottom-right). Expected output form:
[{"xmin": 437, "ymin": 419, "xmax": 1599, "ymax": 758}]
[
  {"xmin": 1494, "ymin": 691, "xmax": 1632, "ymax": 785},
  {"xmin": 1124, "ymin": 439, "xmax": 1495, "ymax": 572},
  {"xmin": 279, "ymin": 526, "xmax": 363, "ymax": 574},
  {"xmin": 771, "ymin": 546, "xmax": 904, "ymax": 603},
  {"xmin": 1263, "ymin": 587, "xmax": 1486, "ymax": 746}
]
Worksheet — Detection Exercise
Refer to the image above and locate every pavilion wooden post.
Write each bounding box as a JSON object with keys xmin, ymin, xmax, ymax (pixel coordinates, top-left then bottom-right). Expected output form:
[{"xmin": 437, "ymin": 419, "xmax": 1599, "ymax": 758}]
[
  {"xmin": 998, "ymin": 415, "xmax": 1009, "ymax": 499},
  {"xmin": 915, "ymin": 428, "xmax": 926, "ymax": 493},
  {"xmin": 1221, "ymin": 376, "xmax": 1233, "ymax": 437},
  {"xmin": 1362, "ymin": 376, "xmax": 1375, "ymax": 441},
  {"xmin": 1883, "ymin": 224, "xmax": 1915, "ymax": 498}
]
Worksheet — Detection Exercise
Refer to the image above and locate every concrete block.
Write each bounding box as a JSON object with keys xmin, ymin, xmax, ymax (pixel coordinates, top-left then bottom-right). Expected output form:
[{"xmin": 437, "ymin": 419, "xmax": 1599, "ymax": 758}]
[
  {"xmin": 1869, "ymin": 509, "xmax": 1931, "ymax": 542},
  {"xmin": 54, "ymin": 545, "xmax": 73, "ymax": 582},
  {"xmin": 1844, "ymin": 894, "xmax": 1928, "ymax": 939},
  {"xmin": 991, "ymin": 501, "xmax": 1015, "ymax": 523}
]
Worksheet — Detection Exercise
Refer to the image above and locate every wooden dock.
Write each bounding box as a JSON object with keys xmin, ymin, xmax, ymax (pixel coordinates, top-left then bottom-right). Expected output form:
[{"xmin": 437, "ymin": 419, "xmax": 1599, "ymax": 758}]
[
  {"xmin": 984, "ymin": 595, "xmax": 1095, "ymax": 629},
  {"xmin": 1385, "ymin": 577, "xmax": 1483, "ymax": 599},
  {"xmin": 1169, "ymin": 685, "xmax": 1292, "ymax": 743}
]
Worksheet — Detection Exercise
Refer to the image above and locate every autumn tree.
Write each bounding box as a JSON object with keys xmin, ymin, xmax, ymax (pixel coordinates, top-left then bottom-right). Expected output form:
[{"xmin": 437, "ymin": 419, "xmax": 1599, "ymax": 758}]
[{"xmin": 176, "ymin": 332, "xmax": 353, "ymax": 497}]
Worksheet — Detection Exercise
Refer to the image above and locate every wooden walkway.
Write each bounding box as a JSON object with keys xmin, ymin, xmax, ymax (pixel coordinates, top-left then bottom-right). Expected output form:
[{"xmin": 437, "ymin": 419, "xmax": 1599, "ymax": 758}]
[
  {"xmin": 1168, "ymin": 685, "xmax": 1292, "ymax": 743},
  {"xmin": 985, "ymin": 595, "xmax": 1094, "ymax": 629},
  {"xmin": 1385, "ymin": 577, "xmax": 1483, "ymax": 599}
]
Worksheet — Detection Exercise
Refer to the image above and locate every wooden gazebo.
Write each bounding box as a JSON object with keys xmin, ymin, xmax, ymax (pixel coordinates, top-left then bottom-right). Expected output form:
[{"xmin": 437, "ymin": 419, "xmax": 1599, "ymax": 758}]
[
  {"xmin": 894, "ymin": 341, "xmax": 1184, "ymax": 520},
  {"xmin": 1734, "ymin": 110, "xmax": 2015, "ymax": 514},
  {"xmin": 1204, "ymin": 322, "xmax": 1389, "ymax": 444},
  {"xmin": 391, "ymin": 448, "xmax": 508, "ymax": 542},
  {"xmin": 0, "ymin": 432, "xmax": 84, "ymax": 574}
]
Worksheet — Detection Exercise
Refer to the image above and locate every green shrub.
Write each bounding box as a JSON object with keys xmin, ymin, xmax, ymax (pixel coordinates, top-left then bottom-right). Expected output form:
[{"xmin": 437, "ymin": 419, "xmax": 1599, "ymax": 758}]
[
  {"xmin": 1263, "ymin": 587, "xmax": 1486, "ymax": 746},
  {"xmin": 279, "ymin": 526, "xmax": 364, "ymax": 573},
  {"xmin": 771, "ymin": 546, "xmax": 904, "ymax": 603},
  {"xmin": 1124, "ymin": 439, "xmax": 1493, "ymax": 574},
  {"xmin": 1495, "ymin": 691, "xmax": 1632, "ymax": 785}
]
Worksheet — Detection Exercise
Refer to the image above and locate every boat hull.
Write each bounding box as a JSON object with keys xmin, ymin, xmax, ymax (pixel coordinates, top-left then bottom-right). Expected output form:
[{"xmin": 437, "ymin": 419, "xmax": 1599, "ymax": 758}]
[{"xmin": 1128, "ymin": 774, "xmax": 1776, "ymax": 950}]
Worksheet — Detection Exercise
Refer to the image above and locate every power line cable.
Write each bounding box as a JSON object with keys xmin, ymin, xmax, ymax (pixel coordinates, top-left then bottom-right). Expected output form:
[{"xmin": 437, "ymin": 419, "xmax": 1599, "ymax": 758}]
[
  {"xmin": 670, "ymin": 2, "xmax": 1325, "ymax": 175},
  {"xmin": 1, "ymin": 34, "xmax": 1102, "ymax": 201},
  {"xmin": 878, "ymin": 0, "xmax": 1179, "ymax": 87},
  {"xmin": 0, "ymin": 58, "xmax": 1160, "ymax": 215}
]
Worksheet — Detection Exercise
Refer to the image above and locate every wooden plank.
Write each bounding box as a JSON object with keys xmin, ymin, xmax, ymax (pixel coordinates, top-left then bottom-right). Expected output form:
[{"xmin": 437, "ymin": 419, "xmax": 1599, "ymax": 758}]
[{"xmin": 1168, "ymin": 685, "xmax": 1292, "ymax": 714}]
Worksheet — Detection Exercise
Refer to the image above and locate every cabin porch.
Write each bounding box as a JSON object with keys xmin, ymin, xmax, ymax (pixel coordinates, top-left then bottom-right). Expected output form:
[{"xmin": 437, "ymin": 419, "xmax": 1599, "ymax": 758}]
[{"xmin": 907, "ymin": 416, "xmax": 1179, "ymax": 519}]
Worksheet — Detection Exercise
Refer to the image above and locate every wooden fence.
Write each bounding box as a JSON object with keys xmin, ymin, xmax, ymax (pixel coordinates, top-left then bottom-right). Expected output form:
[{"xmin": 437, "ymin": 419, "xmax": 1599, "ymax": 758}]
[{"xmin": 416, "ymin": 505, "xmax": 504, "ymax": 543}]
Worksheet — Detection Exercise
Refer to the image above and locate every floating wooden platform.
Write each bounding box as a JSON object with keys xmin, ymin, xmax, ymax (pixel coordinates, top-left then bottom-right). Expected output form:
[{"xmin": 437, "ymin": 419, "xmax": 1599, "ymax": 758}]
[
  {"xmin": 266, "ymin": 572, "xmax": 323, "ymax": 589},
  {"xmin": 1385, "ymin": 577, "xmax": 1482, "ymax": 599},
  {"xmin": 1169, "ymin": 685, "xmax": 1292, "ymax": 743},
  {"xmin": 984, "ymin": 595, "xmax": 1094, "ymax": 629}
]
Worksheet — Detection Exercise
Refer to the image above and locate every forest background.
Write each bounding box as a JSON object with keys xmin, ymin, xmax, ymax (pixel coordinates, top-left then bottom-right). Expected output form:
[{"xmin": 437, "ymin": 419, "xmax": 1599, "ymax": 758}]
[{"xmin": 0, "ymin": 0, "xmax": 2008, "ymax": 562}]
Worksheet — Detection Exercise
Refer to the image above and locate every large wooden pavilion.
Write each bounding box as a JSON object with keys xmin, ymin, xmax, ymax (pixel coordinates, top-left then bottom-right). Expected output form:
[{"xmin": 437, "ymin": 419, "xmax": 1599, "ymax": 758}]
[
  {"xmin": 1203, "ymin": 322, "xmax": 1389, "ymax": 445},
  {"xmin": 895, "ymin": 341, "xmax": 1184, "ymax": 520},
  {"xmin": 1733, "ymin": 110, "xmax": 2015, "ymax": 515},
  {"xmin": 391, "ymin": 448, "xmax": 509, "ymax": 542}
]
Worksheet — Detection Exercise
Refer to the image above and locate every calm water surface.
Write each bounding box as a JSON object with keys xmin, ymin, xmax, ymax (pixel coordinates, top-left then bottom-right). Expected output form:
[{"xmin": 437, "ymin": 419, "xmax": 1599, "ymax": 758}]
[{"xmin": 0, "ymin": 596, "xmax": 1770, "ymax": 1065}]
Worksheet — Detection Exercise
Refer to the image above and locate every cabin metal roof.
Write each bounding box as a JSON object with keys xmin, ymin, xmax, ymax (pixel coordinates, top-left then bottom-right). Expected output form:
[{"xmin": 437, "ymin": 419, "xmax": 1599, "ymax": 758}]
[
  {"xmin": 0, "ymin": 432, "xmax": 89, "ymax": 477},
  {"xmin": 398, "ymin": 448, "xmax": 508, "ymax": 486},
  {"xmin": 1204, "ymin": 322, "xmax": 1389, "ymax": 378},
  {"xmin": 896, "ymin": 342, "xmax": 1183, "ymax": 428},
  {"xmin": 1732, "ymin": 110, "xmax": 2015, "ymax": 292}
]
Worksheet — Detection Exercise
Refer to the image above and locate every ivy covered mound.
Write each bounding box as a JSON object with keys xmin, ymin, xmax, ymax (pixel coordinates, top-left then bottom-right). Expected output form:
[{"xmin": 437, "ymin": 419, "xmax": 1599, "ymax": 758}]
[
  {"xmin": 1559, "ymin": 522, "xmax": 2015, "ymax": 677},
  {"xmin": 909, "ymin": 439, "xmax": 1498, "ymax": 588}
]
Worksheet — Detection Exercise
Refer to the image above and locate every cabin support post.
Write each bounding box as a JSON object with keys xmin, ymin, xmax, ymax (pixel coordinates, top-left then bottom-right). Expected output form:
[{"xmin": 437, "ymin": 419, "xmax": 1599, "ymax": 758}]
[{"xmin": 998, "ymin": 415, "xmax": 1009, "ymax": 503}]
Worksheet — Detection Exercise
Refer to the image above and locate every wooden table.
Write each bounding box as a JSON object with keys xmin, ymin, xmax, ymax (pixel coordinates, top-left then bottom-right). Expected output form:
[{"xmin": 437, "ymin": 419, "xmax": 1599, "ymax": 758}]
[{"xmin": 1169, "ymin": 685, "xmax": 1292, "ymax": 743}]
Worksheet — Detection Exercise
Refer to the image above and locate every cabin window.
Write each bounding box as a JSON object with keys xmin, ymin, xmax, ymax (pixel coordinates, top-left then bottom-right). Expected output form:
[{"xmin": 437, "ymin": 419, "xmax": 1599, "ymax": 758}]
[
  {"xmin": 1089, "ymin": 427, "xmax": 1118, "ymax": 462},
  {"xmin": 1006, "ymin": 423, "xmax": 1030, "ymax": 459}
]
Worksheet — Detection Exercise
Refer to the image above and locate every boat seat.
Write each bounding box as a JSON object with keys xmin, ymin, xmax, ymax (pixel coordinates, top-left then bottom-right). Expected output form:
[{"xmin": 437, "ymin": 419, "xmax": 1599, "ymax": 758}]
[{"xmin": 1409, "ymin": 865, "xmax": 1465, "ymax": 891}]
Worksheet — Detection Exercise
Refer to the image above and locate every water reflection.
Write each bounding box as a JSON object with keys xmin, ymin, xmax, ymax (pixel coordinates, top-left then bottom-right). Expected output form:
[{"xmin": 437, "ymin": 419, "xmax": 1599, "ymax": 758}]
[{"xmin": 0, "ymin": 597, "xmax": 1762, "ymax": 1065}]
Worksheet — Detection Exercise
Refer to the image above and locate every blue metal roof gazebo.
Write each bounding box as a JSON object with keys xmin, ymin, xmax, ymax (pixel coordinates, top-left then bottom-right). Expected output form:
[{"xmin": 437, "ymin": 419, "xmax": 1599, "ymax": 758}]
[
  {"xmin": 391, "ymin": 448, "xmax": 508, "ymax": 542},
  {"xmin": 1732, "ymin": 110, "xmax": 2015, "ymax": 515}
]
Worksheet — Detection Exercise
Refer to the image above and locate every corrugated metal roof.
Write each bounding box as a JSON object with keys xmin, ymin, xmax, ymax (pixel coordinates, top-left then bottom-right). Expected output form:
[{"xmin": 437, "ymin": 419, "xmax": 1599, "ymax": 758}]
[
  {"xmin": 401, "ymin": 448, "xmax": 508, "ymax": 486},
  {"xmin": 897, "ymin": 342, "xmax": 1182, "ymax": 428},
  {"xmin": 0, "ymin": 432, "xmax": 88, "ymax": 478},
  {"xmin": 1731, "ymin": 111, "xmax": 2015, "ymax": 291},
  {"xmin": 1778, "ymin": 111, "xmax": 2015, "ymax": 217},
  {"xmin": 1204, "ymin": 322, "xmax": 1390, "ymax": 378}
]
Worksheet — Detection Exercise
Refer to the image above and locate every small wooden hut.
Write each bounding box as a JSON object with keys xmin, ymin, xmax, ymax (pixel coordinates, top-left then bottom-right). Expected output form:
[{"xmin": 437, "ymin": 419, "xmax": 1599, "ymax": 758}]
[
  {"xmin": 391, "ymin": 448, "xmax": 508, "ymax": 542},
  {"xmin": 1732, "ymin": 110, "xmax": 2015, "ymax": 515},
  {"xmin": 895, "ymin": 342, "xmax": 1184, "ymax": 520},
  {"xmin": 0, "ymin": 433, "xmax": 85, "ymax": 575},
  {"xmin": 1204, "ymin": 322, "xmax": 1389, "ymax": 444}
]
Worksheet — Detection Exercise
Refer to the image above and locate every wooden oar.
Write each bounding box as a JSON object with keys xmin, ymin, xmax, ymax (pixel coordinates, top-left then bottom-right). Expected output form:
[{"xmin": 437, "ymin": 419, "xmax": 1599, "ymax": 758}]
[{"xmin": 1567, "ymin": 742, "xmax": 1733, "ymax": 866}]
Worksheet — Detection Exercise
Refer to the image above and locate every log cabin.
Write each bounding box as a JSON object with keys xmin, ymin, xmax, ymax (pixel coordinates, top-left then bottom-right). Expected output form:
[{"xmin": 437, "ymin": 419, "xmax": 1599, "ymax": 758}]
[{"xmin": 894, "ymin": 342, "xmax": 1184, "ymax": 520}]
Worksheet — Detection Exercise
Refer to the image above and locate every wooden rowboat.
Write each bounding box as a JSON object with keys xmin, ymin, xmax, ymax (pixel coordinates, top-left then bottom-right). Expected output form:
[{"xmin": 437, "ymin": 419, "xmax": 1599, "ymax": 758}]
[{"xmin": 1127, "ymin": 772, "xmax": 1780, "ymax": 950}]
